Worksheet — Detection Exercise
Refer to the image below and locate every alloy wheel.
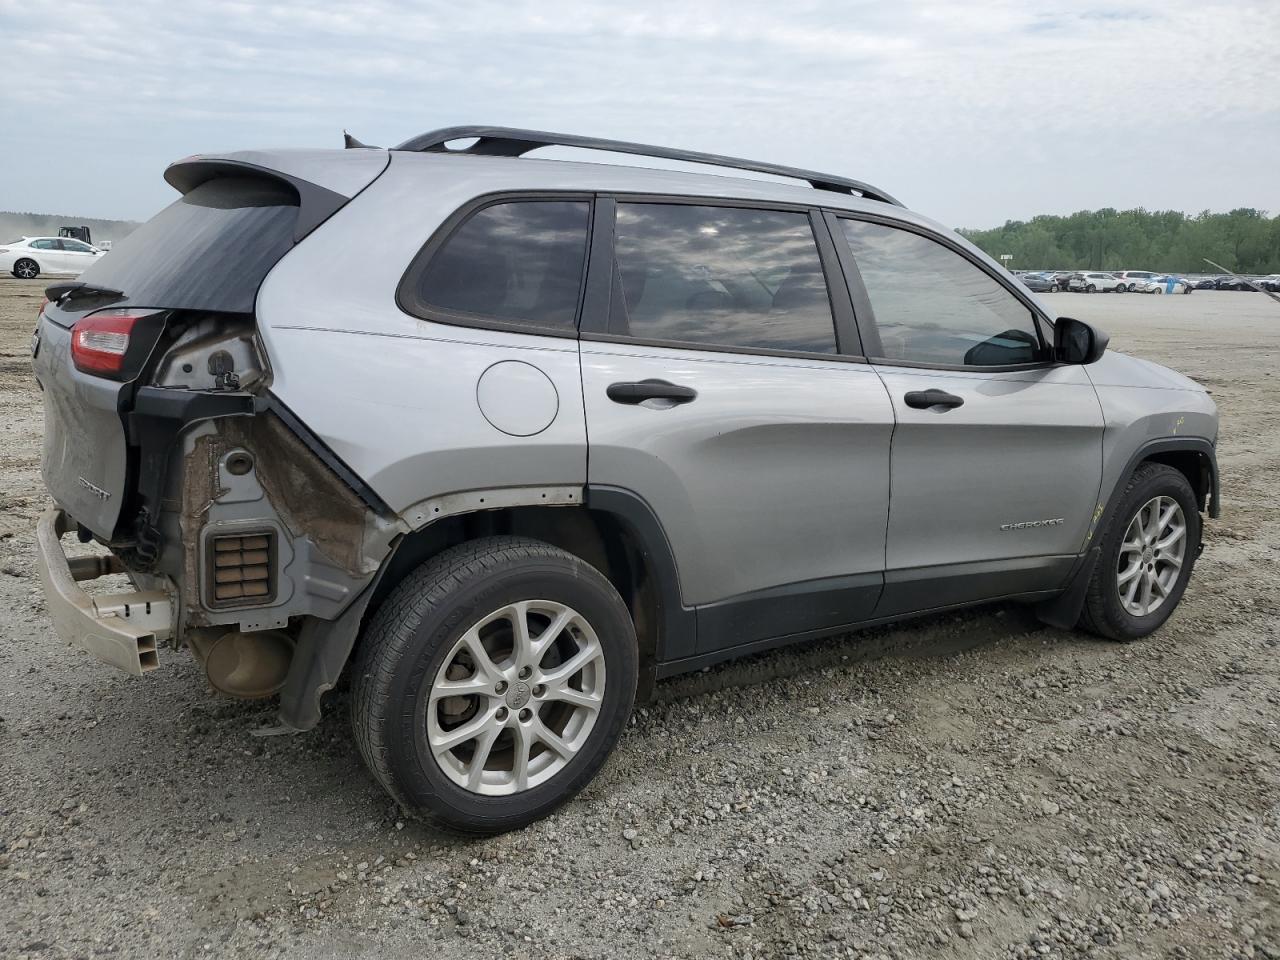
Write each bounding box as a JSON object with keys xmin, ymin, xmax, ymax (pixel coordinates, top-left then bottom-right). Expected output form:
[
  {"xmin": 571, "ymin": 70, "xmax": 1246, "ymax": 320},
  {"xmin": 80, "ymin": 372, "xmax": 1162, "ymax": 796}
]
[
  {"xmin": 14, "ymin": 260, "xmax": 37, "ymax": 279},
  {"xmin": 424, "ymin": 600, "xmax": 605, "ymax": 796},
  {"xmin": 1116, "ymin": 495, "xmax": 1186, "ymax": 617}
]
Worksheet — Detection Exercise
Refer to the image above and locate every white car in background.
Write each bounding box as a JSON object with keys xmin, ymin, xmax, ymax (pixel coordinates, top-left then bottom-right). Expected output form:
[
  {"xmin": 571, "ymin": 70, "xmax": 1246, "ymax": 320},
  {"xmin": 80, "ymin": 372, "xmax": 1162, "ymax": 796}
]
[
  {"xmin": 1111, "ymin": 270, "xmax": 1160, "ymax": 292},
  {"xmin": 0, "ymin": 236, "xmax": 105, "ymax": 279},
  {"xmin": 1132, "ymin": 275, "xmax": 1194, "ymax": 295},
  {"xmin": 1068, "ymin": 271, "xmax": 1123, "ymax": 293}
]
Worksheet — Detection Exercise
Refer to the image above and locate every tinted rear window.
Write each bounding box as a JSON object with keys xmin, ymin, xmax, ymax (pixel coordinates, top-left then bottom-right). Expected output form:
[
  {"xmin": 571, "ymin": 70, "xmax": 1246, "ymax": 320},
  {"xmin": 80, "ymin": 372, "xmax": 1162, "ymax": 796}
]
[
  {"xmin": 412, "ymin": 200, "xmax": 590, "ymax": 330},
  {"xmin": 74, "ymin": 177, "xmax": 298, "ymax": 313}
]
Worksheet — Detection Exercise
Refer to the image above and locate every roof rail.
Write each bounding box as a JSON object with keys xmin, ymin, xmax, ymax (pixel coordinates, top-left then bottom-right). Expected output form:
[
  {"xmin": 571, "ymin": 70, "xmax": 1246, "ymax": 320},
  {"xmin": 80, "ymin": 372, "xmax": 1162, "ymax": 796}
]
[{"xmin": 390, "ymin": 125, "xmax": 902, "ymax": 206}]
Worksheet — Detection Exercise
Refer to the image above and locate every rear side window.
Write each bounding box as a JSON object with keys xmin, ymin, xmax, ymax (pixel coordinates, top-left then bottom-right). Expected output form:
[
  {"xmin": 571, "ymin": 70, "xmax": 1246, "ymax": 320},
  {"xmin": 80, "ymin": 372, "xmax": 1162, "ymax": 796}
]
[
  {"xmin": 413, "ymin": 200, "xmax": 590, "ymax": 331},
  {"xmin": 610, "ymin": 203, "xmax": 836, "ymax": 354},
  {"xmin": 74, "ymin": 176, "xmax": 298, "ymax": 314},
  {"xmin": 840, "ymin": 219, "xmax": 1042, "ymax": 367}
]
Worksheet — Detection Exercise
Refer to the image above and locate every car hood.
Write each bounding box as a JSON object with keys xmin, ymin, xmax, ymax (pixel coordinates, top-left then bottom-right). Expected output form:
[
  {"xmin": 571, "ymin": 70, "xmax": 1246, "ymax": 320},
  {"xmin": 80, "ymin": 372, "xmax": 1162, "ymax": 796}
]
[{"xmin": 1085, "ymin": 350, "xmax": 1205, "ymax": 392}]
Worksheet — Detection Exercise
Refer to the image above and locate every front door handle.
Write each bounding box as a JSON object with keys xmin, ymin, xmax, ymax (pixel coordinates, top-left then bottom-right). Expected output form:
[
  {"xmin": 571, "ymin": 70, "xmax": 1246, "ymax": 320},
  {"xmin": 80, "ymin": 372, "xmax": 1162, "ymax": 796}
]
[
  {"xmin": 607, "ymin": 379, "xmax": 698, "ymax": 405},
  {"xmin": 904, "ymin": 389, "xmax": 964, "ymax": 410}
]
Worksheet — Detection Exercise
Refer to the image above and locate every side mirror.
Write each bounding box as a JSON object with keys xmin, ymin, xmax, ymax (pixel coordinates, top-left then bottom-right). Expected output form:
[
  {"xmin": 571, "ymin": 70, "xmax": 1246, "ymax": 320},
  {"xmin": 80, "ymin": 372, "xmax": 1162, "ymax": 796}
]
[{"xmin": 1054, "ymin": 317, "xmax": 1109, "ymax": 364}]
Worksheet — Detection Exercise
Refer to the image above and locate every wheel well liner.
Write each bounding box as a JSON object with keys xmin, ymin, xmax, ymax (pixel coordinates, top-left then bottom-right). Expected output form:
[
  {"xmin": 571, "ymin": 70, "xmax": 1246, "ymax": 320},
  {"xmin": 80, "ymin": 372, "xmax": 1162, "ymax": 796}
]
[
  {"xmin": 363, "ymin": 489, "xmax": 692, "ymax": 696},
  {"xmin": 275, "ymin": 486, "xmax": 692, "ymax": 730}
]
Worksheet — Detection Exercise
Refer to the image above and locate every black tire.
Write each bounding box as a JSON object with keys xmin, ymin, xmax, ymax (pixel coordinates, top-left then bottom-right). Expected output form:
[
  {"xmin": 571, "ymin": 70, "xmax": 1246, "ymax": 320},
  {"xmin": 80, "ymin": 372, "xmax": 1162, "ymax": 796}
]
[
  {"xmin": 1078, "ymin": 463, "xmax": 1201, "ymax": 641},
  {"xmin": 12, "ymin": 258, "xmax": 39, "ymax": 280},
  {"xmin": 1050, "ymin": 284, "xmax": 1060, "ymax": 293},
  {"xmin": 1086, "ymin": 283, "xmax": 1096, "ymax": 293},
  {"xmin": 350, "ymin": 536, "xmax": 638, "ymax": 834},
  {"xmin": 1116, "ymin": 283, "xmax": 1127, "ymax": 293}
]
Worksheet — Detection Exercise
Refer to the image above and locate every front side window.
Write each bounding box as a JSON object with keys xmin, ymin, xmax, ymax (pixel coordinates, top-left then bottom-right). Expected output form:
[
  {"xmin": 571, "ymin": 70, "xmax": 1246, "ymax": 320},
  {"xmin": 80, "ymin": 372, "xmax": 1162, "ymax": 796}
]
[
  {"xmin": 840, "ymin": 219, "xmax": 1042, "ymax": 367},
  {"xmin": 611, "ymin": 203, "xmax": 837, "ymax": 354},
  {"xmin": 415, "ymin": 200, "xmax": 590, "ymax": 330}
]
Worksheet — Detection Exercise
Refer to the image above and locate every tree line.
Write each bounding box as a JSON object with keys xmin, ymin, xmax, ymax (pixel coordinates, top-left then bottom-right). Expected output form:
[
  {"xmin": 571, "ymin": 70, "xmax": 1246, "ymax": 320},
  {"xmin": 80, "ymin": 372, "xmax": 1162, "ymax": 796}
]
[{"xmin": 959, "ymin": 208, "xmax": 1280, "ymax": 275}]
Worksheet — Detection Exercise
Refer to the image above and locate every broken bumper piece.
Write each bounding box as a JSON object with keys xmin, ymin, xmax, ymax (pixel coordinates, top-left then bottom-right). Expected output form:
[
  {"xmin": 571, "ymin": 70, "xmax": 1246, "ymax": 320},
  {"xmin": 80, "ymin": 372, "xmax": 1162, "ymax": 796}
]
[{"xmin": 35, "ymin": 508, "xmax": 173, "ymax": 676}]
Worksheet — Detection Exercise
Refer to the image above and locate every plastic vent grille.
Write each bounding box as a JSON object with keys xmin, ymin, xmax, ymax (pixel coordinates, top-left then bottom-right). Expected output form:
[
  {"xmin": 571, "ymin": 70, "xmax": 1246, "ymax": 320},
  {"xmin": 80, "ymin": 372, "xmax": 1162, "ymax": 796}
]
[{"xmin": 208, "ymin": 532, "xmax": 275, "ymax": 606}]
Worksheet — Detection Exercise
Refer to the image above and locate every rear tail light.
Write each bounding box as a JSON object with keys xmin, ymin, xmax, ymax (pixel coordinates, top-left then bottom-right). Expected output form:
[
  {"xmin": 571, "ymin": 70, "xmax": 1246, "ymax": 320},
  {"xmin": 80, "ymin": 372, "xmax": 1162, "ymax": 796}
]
[{"xmin": 70, "ymin": 309, "xmax": 161, "ymax": 377}]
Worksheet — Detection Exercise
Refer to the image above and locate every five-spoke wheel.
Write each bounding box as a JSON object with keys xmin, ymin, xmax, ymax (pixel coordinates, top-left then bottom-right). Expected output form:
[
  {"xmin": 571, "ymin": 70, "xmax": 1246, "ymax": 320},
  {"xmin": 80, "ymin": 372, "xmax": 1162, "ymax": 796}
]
[
  {"xmin": 1081, "ymin": 463, "xmax": 1201, "ymax": 640},
  {"xmin": 427, "ymin": 600, "xmax": 606, "ymax": 795},
  {"xmin": 1115, "ymin": 495, "xmax": 1186, "ymax": 617},
  {"xmin": 351, "ymin": 536, "xmax": 637, "ymax": 833}
]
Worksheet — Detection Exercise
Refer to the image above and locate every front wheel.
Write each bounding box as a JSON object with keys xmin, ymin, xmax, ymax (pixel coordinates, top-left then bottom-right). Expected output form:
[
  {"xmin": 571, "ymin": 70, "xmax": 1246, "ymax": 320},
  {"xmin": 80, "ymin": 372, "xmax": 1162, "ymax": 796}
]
[
  {"xmin": 1079, "ymin": 463, "xmax": 1201, "ymax": 641},
  {"xmin": 350, "ymin": 536, "xmax": 638, "ymax": 834},
  {"xmin": 1050, "ymin": 284, "xmax": 1060, "ymax": 293},
  {"xmin": 12, "ymin": 258, "xmax": 39, "ymax": 279},
  {"xmin": 1116, "ymin": 283, "xmax": 1128, "ymax": 293},
  {"xmin": 1086, "ymin": 284, "xmax": 1097, "ymax": 293}
]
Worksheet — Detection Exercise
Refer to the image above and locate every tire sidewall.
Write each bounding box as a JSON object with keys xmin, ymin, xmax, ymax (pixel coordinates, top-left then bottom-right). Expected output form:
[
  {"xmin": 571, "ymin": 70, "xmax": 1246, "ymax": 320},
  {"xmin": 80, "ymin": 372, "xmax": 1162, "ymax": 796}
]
[
  {"xmin": 381, "ymin": 556, "xmax": 637, "ymax": 831},
  {"xmin": 1095, "ymin": 468, "xmax": 1201, "ymax": 639}
]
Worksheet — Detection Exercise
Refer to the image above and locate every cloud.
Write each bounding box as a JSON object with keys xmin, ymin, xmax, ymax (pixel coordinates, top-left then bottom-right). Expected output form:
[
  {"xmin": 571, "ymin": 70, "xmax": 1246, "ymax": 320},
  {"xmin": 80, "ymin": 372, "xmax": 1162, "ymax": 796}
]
[{"xmin": 0, "ymin": 0, "xmax": 1275, "ymax": 225}]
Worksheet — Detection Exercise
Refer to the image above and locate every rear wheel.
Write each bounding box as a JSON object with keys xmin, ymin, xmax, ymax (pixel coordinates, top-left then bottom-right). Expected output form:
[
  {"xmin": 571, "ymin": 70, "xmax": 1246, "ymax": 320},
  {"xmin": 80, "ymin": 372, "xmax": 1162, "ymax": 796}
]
[
  {"xmin": 350, "ymin": 536, "xmax": 638, "ymax": 833},
  {"xmin": 12, "ymin": 258, "xmax": 38, "ymax": 279},
  {"xmin": 1079, "ymin": 463, "xmax": 1200, "ymax": 641}
]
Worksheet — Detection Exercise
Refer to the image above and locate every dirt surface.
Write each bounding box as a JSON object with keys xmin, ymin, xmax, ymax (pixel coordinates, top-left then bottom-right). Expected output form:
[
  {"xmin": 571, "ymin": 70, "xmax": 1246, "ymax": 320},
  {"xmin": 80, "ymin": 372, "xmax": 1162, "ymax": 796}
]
[{"xmin": 1, "ymin": 278, "xmax": 1277, "ymax": 960}]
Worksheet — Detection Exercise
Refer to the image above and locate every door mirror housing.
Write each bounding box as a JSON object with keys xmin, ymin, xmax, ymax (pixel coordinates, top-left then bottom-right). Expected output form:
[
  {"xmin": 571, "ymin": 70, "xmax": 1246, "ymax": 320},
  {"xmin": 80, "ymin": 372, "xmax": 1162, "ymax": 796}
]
[{"xmin": 1054, "ymin": 317, "xmax": 1109, "ymax": 364}]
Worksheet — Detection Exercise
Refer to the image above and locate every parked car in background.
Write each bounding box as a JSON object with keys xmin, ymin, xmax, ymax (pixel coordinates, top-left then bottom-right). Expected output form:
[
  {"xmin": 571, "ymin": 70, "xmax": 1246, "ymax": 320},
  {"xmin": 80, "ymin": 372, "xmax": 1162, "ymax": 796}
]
[
  {"xmin": 1258, "ymin": 275, "xmax": 1280, "ymax": 292},
  {"xmin": 1049, "ymin": 271, "xmax": 1076, "ymax": 289},
  {"xmin": 1069, "ymin": 271, "xmax": 1123, "ymax": 293},
  {"xmin": 1216, "ymin": 276, "xmax": 1257, "ymax": 292},
  {"xmin": 1131, "ymin": 276, "xmax": 1194, "ymax": 295},
  {"xmin": 1111, "ymin": 270, "xmax": 1159, "ymax": 293},
  {"xmin": 1192, "ymin": 276, "xmax": 1222, "ymax": 290},
  {"xmin": 0, "ymin": 236, "xmax": 104, "ymax": 279},
  {"xmin": 1019, "ymin": 272, "xmax": 1058, "ymax": 292}
]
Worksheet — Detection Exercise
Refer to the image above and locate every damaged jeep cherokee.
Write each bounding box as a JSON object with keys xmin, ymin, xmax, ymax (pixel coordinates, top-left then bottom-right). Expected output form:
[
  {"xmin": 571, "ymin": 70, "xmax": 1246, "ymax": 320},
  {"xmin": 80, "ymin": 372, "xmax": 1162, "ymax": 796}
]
[{"xmin": 33, "ymin": 127, "xmax": 1220, "ymax": 833}]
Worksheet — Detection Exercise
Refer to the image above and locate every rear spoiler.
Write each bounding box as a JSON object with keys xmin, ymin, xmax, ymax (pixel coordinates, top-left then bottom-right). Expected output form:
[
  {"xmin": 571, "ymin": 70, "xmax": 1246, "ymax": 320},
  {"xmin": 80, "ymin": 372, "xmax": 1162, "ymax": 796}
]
[{"xmin": 164, "ymin": 149, "xmax": 390, "ymax": 242}]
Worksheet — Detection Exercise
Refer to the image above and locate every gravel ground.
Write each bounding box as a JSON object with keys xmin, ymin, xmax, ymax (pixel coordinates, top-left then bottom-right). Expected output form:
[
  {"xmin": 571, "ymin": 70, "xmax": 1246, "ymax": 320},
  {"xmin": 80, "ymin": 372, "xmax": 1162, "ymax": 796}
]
[{"xmin": 1, "ymin": 277, "xmax": 1277, "ymax": 960}]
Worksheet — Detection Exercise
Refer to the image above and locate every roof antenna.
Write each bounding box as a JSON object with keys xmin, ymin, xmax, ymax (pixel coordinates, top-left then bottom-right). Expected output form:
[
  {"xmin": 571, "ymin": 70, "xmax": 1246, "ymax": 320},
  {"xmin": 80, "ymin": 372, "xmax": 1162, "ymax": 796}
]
[{"xmin": 344, "ymin": 131, "xmax": 379, "ymax": 149}]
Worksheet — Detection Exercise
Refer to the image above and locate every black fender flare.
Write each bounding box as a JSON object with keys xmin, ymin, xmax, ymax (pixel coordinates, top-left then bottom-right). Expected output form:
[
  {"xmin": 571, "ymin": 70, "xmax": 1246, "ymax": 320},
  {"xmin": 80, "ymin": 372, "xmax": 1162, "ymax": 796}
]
[
  {"xmin": 584, "ymin": 485, "xmax": 697, "ymax": 669},
  {"xmin": 1037, "ymin": 436, "xmax": 1218, "ymax": 629},
  {"xmin": 274, "ymin": 484, "xmax": 693, "ymax": 730}
]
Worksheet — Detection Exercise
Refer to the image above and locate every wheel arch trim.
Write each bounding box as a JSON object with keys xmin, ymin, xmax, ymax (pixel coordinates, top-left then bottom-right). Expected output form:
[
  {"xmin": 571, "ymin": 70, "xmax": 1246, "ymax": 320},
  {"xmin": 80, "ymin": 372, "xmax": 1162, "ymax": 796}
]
[
  {"xmin": 1037, "ymin": 435, "xmax": 1217, "ymax": 629},
  {"xmin": 273, "ymin": 483, "xmax": 692, "ymax": 731}
]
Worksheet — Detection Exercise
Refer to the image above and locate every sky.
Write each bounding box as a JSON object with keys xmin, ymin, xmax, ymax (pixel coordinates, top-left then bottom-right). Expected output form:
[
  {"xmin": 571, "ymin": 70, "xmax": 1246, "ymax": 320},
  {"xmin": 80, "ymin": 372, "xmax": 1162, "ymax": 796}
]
[{"xmin": 0, "ymin": 0, "xmax": 1276, "ymax": 229}]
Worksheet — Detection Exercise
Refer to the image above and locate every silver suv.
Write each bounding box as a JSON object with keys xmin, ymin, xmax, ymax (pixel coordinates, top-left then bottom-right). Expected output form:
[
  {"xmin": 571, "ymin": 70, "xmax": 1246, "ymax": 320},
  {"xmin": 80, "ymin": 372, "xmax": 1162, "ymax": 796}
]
[{"xmin": 32, "ymin": 127, "xmax": 1219, "ymax": 833}]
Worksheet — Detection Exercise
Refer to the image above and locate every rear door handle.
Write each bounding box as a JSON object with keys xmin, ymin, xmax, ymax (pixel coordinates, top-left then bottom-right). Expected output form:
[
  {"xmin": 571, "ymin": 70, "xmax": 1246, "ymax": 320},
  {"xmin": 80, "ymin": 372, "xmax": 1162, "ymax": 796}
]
[
  {"xmin": 607, "ymin": 379, "xmax": 698, "ymax": 405},
  {"xmin": 903, "ymin": 389, "xmax": 964, "ymax": 410}
]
